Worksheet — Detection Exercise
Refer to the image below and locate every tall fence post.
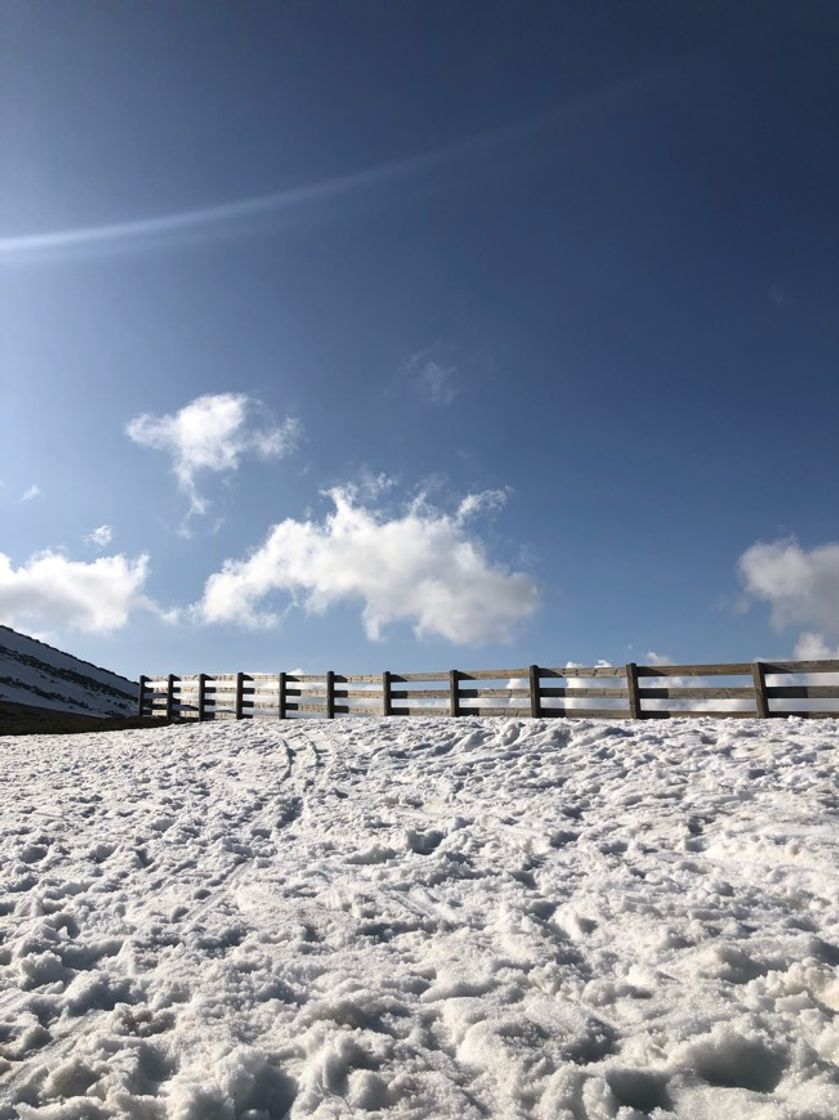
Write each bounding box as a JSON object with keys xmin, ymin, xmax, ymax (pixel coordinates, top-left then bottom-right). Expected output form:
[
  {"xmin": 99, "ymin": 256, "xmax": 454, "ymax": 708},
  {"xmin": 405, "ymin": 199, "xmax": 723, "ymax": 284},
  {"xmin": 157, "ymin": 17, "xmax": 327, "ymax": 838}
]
[
  {"xmin": 382, "ymin": 670, "xmax": 392, "ymax": 717},
  {"xmin": 326, "ymin": 670, "xmax": 336, "ymax": 719},
  {"xmin": 752, "ymin": 661, "xmax": 769, "ymax": 718},
  {"xmin": 197, "ymin": 673, "xmax": 207, "ymax": 721},
  {"xmin": 625, "ymin": 662, "xmax": 641, "ymax": 719},
  {"xmin": 278, "ymin": 672, "xmax": 287, "ymax": 720},
  {"xmin": 235, "ymin": 672, "xmax": 245, "ymax": 720},
  {"xmin": 449, "ymin": 669, "xmax": 461, "ymax": 717},
  {"xmin": 165, "ymin": 674, "xmax": 176, "ymax": 722},
  {"xmin": 137, "ymin": 675, "xmax": 147, "ymax": 718},
  {"xmin": 529, "ymin": 665, "xmax": 541, "ymax": 718}
]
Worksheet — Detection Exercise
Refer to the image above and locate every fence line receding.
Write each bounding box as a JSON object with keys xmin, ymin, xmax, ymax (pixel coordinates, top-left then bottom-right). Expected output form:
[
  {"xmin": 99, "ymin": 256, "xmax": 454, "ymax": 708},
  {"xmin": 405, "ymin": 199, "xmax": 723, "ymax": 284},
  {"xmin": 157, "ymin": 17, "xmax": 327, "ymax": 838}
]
[{"xmin": 138, "ymin": 659, "xmax": 839, "ymax": 722}]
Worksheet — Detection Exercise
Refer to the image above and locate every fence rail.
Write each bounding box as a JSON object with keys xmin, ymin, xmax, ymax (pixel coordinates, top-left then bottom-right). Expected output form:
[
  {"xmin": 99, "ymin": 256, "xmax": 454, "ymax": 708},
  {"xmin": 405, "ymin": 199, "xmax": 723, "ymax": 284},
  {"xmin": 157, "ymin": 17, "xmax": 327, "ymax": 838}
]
[{"xmin": 138, "ymin": 659, "xmax": 839, "ymax": 722}]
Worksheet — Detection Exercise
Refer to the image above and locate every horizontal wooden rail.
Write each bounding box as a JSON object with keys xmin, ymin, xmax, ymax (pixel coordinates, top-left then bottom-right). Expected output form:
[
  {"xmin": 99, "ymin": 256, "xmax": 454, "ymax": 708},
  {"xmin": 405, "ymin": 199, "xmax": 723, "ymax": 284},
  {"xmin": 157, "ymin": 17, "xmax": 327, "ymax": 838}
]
[{"xmin": 138, "ymin": 658, "xmax": 839, "ymax": 722}]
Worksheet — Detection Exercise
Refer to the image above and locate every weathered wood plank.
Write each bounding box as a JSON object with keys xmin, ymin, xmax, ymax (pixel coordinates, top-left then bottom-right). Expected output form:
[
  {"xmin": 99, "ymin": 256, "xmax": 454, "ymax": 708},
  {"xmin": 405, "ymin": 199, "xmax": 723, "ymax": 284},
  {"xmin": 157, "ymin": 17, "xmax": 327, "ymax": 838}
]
[
  {"xmin": 762, "ymin": 659, "xmax": 839, "ymax": 674},
  {"xmin": 392, "ymin": 688, "xmax": 451, "ymax": 699},
  {"xmin": 459, "ymin": 668, "xmax": 530, "ymax": 680},
  {"xmin": 235, "ymin": 672, "xmax": 245, "ymax": 720},
  {"xmin": 278, "ymin": 672, "xmax": 286, "ymax": 720},
  {"xmin": 636, "ymin": 663, "xmax": 752, "ymax": 677},
  {"xmin": 165, "ymin": 674, "xmax": 176, "ymax": 721},
  {"xmin": 197, "ymin": 673, "xmax": 207, "ymax": 721},
  {"xmin": 326, "ymin": 670, "xmax": 335, "ymax": 719},
  {"xmin": 529, "ymin": 664, "xmax": 541, "ymax": 718},
  {"xmin": 542, "ymin": 707, "xmax": 632, "ymax": 719},
  {"xmin": 766, "ymin": 685, "xmax": 839, "ymax": 699},
  {"xmin": 391, "ymin": 671, "xmax": 450, "ymax": 682},
  {"xmin": 463, "ymin": 707, "xmax": 532, "ymax": 717},
  {"xmin": 137, "ymin": 676, "xmax": 147, "ymax": 717},
  {"xmin": 450, "ymin": 669, "xmax": 461, "ymax": 717},
  {"xmin": 638, "ymin": 687, "xmax": 754, "ymax": 700},
  {"xmin": 459, "ymin": 687, "xmax": 530, "ymax": 698},
  {"xmin": 638, "ymin": 709, "xmax": 757, "ymax": 719},
  {"xmin": 540, "ymin": 687, "xmax": 629, "ymax": 698},
  {"xmin": 752, "ymin": 662, "xmax": 769, "ymax": 718},
  {"xmin": 626, "ymin": 663, "xmax": 641, "ymax": 719},
  {"xmin": 541, "ymin": 666, "xmax": 627, "ymax": 678},
  {"xmin": 382, "ymin": 671, "xmax": 392, "ymax": 717}
]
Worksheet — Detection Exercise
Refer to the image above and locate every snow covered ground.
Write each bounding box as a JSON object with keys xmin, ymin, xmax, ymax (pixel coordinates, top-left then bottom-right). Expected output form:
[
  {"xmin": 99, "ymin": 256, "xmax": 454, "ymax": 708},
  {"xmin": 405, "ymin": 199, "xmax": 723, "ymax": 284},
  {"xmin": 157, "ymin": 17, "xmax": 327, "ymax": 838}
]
[
  {"xmin": 0, "ymin": 627, "xmax": 136, "ymax": 717},
  {"xmin": 1, "ymin": 716, "xmax": 838, "ymax": 1119}
]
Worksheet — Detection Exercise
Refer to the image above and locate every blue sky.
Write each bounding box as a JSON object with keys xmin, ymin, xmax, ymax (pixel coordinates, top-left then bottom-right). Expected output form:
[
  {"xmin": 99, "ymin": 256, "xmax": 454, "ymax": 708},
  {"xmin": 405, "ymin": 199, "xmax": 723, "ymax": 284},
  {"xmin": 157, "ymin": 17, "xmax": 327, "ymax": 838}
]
[{"xmin": 2, "ymin": 2, "xmax": 838, "ymax": 680}]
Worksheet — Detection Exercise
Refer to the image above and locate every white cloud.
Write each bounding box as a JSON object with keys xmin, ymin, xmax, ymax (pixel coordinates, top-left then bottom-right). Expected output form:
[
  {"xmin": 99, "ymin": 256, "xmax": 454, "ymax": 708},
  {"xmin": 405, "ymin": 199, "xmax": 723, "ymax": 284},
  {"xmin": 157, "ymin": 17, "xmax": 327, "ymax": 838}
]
[
  {"xmin": 794, "ymin": 632, "xmax": 839, "ymax": 660},
  {"xmin": 543, "ymin": 661, "xmax": 625, "ymax": 711},
  {"xmin": 738, "ymin": 538, "xmax": 839, "ymax": 634},
  {"xmin": 196, "ymin": 485, "xmax": 538, "ymax": 643},
  {"xmin": 456, "ymin": 489, "xmax": 509, "ymax": 522},
  {"xmin": 0, "ymin": 550, "xmax": 151, "ymax": 633},
  {"xmin": 20, "ymin": 484, "xmax": 41, "ymax": 502},
  {"xmin": 126, "ymin": 393, "xmax": 303, "ymax": 515},
  {"xmin": 85, "ymin": 524, "xmax": 113, "ymax": 548}
]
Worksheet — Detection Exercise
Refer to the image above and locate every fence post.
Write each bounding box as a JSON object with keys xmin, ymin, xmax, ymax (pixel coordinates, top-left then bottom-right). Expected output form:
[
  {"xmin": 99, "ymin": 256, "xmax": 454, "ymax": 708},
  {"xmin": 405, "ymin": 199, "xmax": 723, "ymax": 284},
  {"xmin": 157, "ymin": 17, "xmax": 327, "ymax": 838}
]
[
  {"xmin": 235, "ymin": 672, "xmax": 245, "ymax": 720},
  {"xmin": 278, "ymin": 672, "xmax": 287, "ymax": 720},
  {"xmin": 137, "ymin": 675, "xmax": 147, "ymax": 718},
  {"xmin": 197, "ymin": 673, "xmax": 207, "ymax": 721},
  {"xmin": 326, "ymin": 670, "xmax": 336, "ymax": 719},
  {"xmin": 752, "ymin": 661, "xmax": 769, "ymax": 718},
  {"xmin": 449, "ymin": 670, "xmax": 461, "ymax": 717},
  {"xmin": 625, "ymin": 662, "xmax": 641, "ymax": 719},
  {"xmin": 529, "ymin": 665, "xmax": 541, "ymax": 718},
  {"xmin": 165, "ymin": 674, "xmax": 176, "ymax": 722},
  {"xmin": 382, "ymin": 671, "xmax": 392, "ymax": 717}
]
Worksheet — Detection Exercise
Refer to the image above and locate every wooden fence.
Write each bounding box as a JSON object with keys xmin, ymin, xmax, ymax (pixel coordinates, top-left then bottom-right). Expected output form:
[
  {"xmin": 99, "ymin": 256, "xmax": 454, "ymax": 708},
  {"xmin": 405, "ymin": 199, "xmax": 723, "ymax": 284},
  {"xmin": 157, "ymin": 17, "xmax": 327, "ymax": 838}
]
[{"xmin": 138, "ymin": 659, "xmax": 839, "ymax": 721}]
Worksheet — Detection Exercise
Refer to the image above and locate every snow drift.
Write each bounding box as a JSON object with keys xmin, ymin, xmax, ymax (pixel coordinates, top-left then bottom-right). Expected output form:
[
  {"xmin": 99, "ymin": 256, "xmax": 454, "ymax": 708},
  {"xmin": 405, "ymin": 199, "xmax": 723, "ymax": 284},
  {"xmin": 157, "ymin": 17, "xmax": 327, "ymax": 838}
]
[{"xmin": 1, "ymin": 716, "xmax": 837, "ymax": 1118}]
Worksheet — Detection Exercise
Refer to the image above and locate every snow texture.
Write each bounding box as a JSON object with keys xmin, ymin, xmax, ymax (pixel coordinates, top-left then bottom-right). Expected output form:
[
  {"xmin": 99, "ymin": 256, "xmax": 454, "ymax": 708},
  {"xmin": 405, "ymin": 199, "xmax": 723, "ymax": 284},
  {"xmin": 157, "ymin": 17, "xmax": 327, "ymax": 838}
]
[
  {"xmin": 1, "ymin": 716, "xmax": 838, "ymax": 1119},
  {"xmin": 0, "ymin": 627, "xmax": 136, "ymax": 716}
]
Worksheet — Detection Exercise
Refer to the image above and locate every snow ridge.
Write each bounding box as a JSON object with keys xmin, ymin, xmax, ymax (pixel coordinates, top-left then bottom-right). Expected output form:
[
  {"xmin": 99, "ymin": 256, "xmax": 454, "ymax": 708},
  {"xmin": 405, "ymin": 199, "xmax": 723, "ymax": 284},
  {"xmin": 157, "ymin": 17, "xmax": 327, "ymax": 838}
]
[
  {"xmin": 0, "ymin": 627, "xmax": 136, "ymax": 716},
  {"xmin": 1, "ymin": 716, "xmax": 837, "ymax": 1118}
]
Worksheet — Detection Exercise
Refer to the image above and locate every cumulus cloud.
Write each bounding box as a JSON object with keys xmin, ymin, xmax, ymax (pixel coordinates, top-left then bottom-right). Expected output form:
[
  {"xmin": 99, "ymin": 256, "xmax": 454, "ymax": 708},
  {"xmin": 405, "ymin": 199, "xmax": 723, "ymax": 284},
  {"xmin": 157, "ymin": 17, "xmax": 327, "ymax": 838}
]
[
  {"xmin": 20, "ymin": 484, "xmax": 41, "ymax": 502},
  {"xmin": 85, "ymin": 524, "xmax": 113, "ymax": 548},
  {"xmin": 794, "ymin": 632, "xmax": 839, "ymax": 660},
  {"xmin": 738, "ymin": 538, "xmax": 839, "ymax": 635},
  {"xmin": 0, "ymin": 550, "xmax": 151, "ymax": 633},
  {"xmin": 195, "ymin": 485, "xmax": 538, "ymax": 643},
  {"xmin": 126, "ymin": 392, "xmax": 302, "ymax": 515}
]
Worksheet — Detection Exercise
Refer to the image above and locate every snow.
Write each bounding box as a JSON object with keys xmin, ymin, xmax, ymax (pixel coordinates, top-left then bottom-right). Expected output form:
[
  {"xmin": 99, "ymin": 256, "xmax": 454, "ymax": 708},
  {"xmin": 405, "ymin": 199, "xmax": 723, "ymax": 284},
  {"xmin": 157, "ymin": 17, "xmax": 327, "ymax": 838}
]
[
  {"xmin": 0, "ymin": 627, "xmax": 136, "ymax": 717},
  {"xmin": 1, "ymin": 715, "xmax": 837, "ymax": 1119}
]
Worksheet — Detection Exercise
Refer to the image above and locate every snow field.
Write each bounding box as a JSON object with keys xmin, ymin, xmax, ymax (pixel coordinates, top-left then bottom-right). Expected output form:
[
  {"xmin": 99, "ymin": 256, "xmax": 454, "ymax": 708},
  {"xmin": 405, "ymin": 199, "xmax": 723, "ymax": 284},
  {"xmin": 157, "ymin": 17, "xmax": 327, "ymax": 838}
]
[
  {"xmin": 1, "ymin": 716, "xmax": 838, "ymax": 1119},
  {"xmin": 0, "ymin": 627, "xmax": 136, "ymax": 717}
]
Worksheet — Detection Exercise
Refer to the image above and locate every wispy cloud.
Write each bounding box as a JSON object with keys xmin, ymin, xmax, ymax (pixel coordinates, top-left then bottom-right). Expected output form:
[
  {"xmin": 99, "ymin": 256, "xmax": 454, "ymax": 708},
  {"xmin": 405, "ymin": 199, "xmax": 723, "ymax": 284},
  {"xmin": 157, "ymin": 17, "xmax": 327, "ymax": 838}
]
[
  {"xmin": 85, "ymin": 524, "xmax": 113, "ymax": 548},
  {"xmin": 195, "ymin": 484, "xmax": 538, "ymax": 643},
  {"xmin": 20, "ymin": 484, "xmax": 41, "ymax": 503},
  {"xmin": 126, "ymin": 392, "xmax": 303, "ymax": 517},
  {"xmin": 401, "ymin": 349, "xmax": 459, "ymax": 405},
  {"xmin": 0, "ymin": 550, "xmax": 151, "ymax": 634},
  {"xmin": 769, "ymin": 283, "xmax": 788, "ymax": 308}
]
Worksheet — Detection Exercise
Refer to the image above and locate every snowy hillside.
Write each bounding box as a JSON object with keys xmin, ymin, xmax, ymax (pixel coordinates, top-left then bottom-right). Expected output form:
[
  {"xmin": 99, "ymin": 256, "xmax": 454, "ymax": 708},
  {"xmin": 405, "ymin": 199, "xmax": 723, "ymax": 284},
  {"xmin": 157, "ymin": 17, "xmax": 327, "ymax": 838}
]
[
  {"xmin": 0, "ymin": 626, "xmax": 136, "ymax": 717},
  {"xmin": 1, "ymin": 716, "xmax": 837, "ymax": 1119}
]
